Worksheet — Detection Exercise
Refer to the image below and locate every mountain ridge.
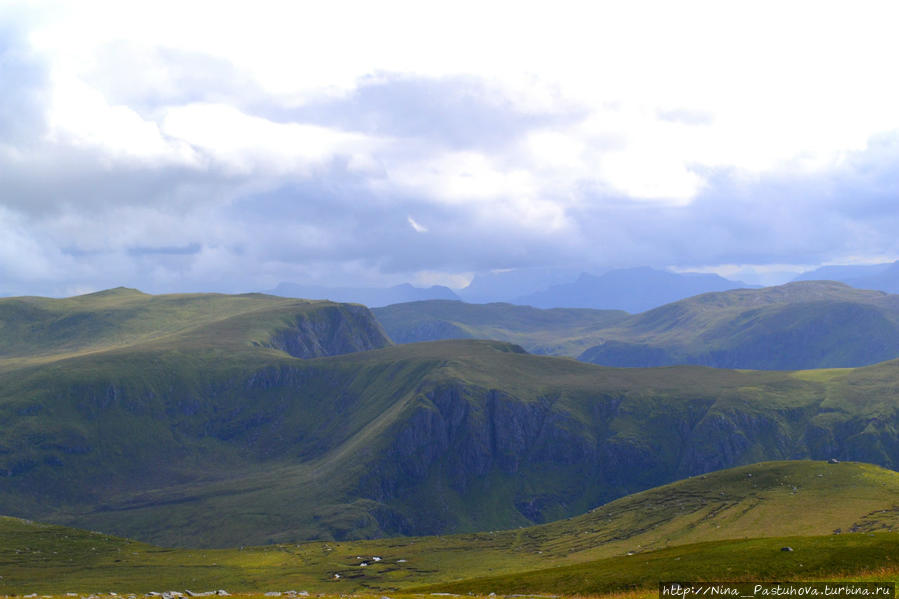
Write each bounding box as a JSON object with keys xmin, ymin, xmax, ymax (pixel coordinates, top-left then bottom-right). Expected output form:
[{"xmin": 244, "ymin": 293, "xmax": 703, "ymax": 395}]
[
  {"xmin": 374, "ymin": 281, "xmax": 899, "ymax": 369},
  {"xmin": 514, "ymin": 266, "xmax": 751, "ymax": 312}
]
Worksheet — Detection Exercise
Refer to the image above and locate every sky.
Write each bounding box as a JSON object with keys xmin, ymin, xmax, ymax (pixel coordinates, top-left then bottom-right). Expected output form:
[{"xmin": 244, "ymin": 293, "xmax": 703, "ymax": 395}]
[{"xmin": 2, "ymin": 1, "xmax": 899, "ymax": 296}]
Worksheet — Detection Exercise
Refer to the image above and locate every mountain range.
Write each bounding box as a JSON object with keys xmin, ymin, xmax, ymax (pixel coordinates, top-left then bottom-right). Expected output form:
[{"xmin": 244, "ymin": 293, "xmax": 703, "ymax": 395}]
[
  {"xmin": 268, "ymin": 262, "xmax": 899, "ymax": 316},
  {"xmin": 6, "ymin": 288, "xmax": 899, "ymax": 549},
  {"xmin": 513, "ymin": 266, "xmax": 752, "ymax": 312},
  {"xmin": 375, "ymin": 281, "xmax": 899, "ymax": 369},
  {"xmin": 795, "ymin": 260, "xmax": 899, "ymax": 293}
]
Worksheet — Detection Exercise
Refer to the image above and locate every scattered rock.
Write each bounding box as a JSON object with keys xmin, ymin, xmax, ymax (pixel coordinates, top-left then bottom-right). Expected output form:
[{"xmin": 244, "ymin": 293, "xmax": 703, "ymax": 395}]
[
  {"xmin": 397, "ymin": 559, "xmax": 407, "ymax": 563},
  {"xmin": 828, "ymin": 458, "xmax": 840, "ymax": 464},
  {"xmin": 264, "ymin": 593, "xmax": 282, "ymax": 597},
  {"xmin": 215, "ymin": 591, "xmax": 229, "ymax": 597},
  {"xmin": 372, "ymin": 556, "xmax": 382, "ymax": 561},
  {"xmin": 781, "ymin": 546, "xmax": 794, "ymax": 552}
]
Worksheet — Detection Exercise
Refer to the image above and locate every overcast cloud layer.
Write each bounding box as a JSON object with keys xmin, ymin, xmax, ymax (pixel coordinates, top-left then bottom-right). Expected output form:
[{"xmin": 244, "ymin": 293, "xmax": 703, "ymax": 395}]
[{"xmin": 2, "ymin": 1, "xmax": 899, "ymax": 296}]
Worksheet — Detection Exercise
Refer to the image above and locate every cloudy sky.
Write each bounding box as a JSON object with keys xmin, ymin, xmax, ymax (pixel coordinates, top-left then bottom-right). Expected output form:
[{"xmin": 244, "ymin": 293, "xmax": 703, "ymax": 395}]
[{"xmin": 2, "ymin": 1, "xmax": 899, "ymax": 296}]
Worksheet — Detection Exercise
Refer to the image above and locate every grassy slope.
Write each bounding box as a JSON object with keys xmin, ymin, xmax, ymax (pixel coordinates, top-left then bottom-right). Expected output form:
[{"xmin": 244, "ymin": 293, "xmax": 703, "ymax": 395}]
[
  {"xmin": 372, "ymin": 299, "xmax": 629, "ymax": 356},
  {"xmin": 0, "ymin": 287, "xmax": 390, "ymax": 369},
  {"xmin": 373, "ymin": 282, "xmax": 899, "ymax": 369},
  {"xmin": 9, "ymin": 289, "xmax": 899, "ymax": 546},
  {"xmin": 4, "ymin": 461, "xmax": 899, "ymax": 594},
  {"xmin": 422, "ymin": 534, "xmax": 899, "ymax": 595},
  {"xmin": 580, "ymin": 281, "xmax": 899, "ymax": 368},
  {"xmin": 7, "ymin": 331, "xmax": 899, "ymax": 546}
]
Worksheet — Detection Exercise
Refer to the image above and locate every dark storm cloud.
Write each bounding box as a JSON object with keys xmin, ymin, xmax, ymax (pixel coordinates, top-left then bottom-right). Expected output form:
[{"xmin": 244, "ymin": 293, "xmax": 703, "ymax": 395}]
[
  {"xmin": 226, "ymin": 170, "xmax": 577, "ymax": 277},
  {"xmin": 568, "ymin": 132, "xmax": 899, "ymax": 269}
]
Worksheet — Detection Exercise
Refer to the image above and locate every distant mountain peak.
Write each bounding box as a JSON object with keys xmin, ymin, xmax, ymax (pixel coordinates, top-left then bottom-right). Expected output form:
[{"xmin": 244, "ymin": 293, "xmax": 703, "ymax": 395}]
[{"xmin": 514, "ymin": 266, "xmax": 749, "ymax": 312}]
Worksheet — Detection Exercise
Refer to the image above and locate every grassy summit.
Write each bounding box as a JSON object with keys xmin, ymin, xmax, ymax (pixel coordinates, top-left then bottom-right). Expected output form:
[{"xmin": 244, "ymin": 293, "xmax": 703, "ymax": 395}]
[{"xmin": 0, "ymin": 287, "xmax": 390, "ymax": 368}]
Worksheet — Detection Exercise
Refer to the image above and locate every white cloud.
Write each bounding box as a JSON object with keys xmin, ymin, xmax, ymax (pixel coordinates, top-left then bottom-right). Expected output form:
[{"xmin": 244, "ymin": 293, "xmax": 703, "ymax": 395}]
[
  {"xmin": 161, "ymin": 103, "xmax": 377, "ymax": 175},
  {"xmin": 4, "ymin": 0, "xmax": 899, "ymax": 294},
  {"xmin": 407, "ymin": 216, "xmax": 427, "ymax": 233}
]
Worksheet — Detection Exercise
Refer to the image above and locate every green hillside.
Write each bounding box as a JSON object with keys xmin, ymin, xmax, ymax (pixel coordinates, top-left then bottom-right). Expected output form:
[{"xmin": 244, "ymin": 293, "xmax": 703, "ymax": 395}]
[
  {"xmin": 3, "ymin": 461, "xmax": 899, "ymax": 594},
  {"xmin": 579, "ymin": 281, "xmax": 899, "ymax": 369},
  {"xmin": 8, "ymin": 289, "xmax": 899, "ymax": 546},
  {"xmin": 374, "ymin": 282, "xmax": 899, "ymax": 369},
  {"xmin": 0, "ymin": 287, "xmax": 391, "ymax": 369},
  {"xmin": 5, "ymin": 332, "xmax": 899, "ymax": 546},
  {"xmin": 422, "ymin": 534, "xmax": 899, "ymax": 596},
  {"xmin": 372, "ymin": 299, "xmax": 628, "ymax": 355}
]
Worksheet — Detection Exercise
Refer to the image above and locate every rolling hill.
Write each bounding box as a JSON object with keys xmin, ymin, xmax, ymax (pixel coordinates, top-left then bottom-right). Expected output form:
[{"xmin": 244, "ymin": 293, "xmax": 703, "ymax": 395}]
[
  {"xmin": 578, "ymin": 280, "xmax": 899, "ymax": 368},
  {"xmin": 374, "ymin": 281, "xmax": 899, "ymax": 369},
  {"xmin": 0, "ymin": 287, "xmax": 391, "ymax": 366},
  {"xmin": 3, "ymin": 460, "xmax": 899, "ymax": 594}
]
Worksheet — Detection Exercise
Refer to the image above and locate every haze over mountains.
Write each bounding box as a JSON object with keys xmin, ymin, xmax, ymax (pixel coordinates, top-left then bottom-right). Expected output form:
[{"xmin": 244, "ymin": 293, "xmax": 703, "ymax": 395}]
[
  {"xmin": 794, "ymin": 260, "xmax": 899, "ymax": 294},
  {"xmin": 274, "ymin": 266, "xmax": 752, "ymax": 313},
  {"xmin": 269, "ymin": 281, "xmax": 461, "ymax": 307},
  {"xmin": 513, "ymin": 267, "xmax": 752, "ymax": 312},
  {"xmin": 269, "ymin": 262, "xmax": 899, "ymax": 315}
]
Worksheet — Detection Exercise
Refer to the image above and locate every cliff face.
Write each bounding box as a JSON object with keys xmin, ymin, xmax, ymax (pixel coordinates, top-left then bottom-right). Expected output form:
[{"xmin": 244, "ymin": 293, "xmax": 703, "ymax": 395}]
[
  {"xmin": 5, "ymin": 335, "xmax": 899, "ymax": 546},
  {"xmin": 352, "ymin": 377, "xmax": 899, "ymax": 537},
  {"xmin": 263, "ymin": 303, "xmax": 392, "ymax": 358}
]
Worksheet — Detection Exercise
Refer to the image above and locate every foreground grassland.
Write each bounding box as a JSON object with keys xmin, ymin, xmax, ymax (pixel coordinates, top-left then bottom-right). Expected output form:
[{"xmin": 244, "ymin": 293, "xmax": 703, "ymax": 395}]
[
  {"xmin": 4, "ymin": 461, "xmax": 899, "ymax": 595},
  {"xmin": 3, "ymin": 520, "xmax": 899, "ymax": 596}
]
